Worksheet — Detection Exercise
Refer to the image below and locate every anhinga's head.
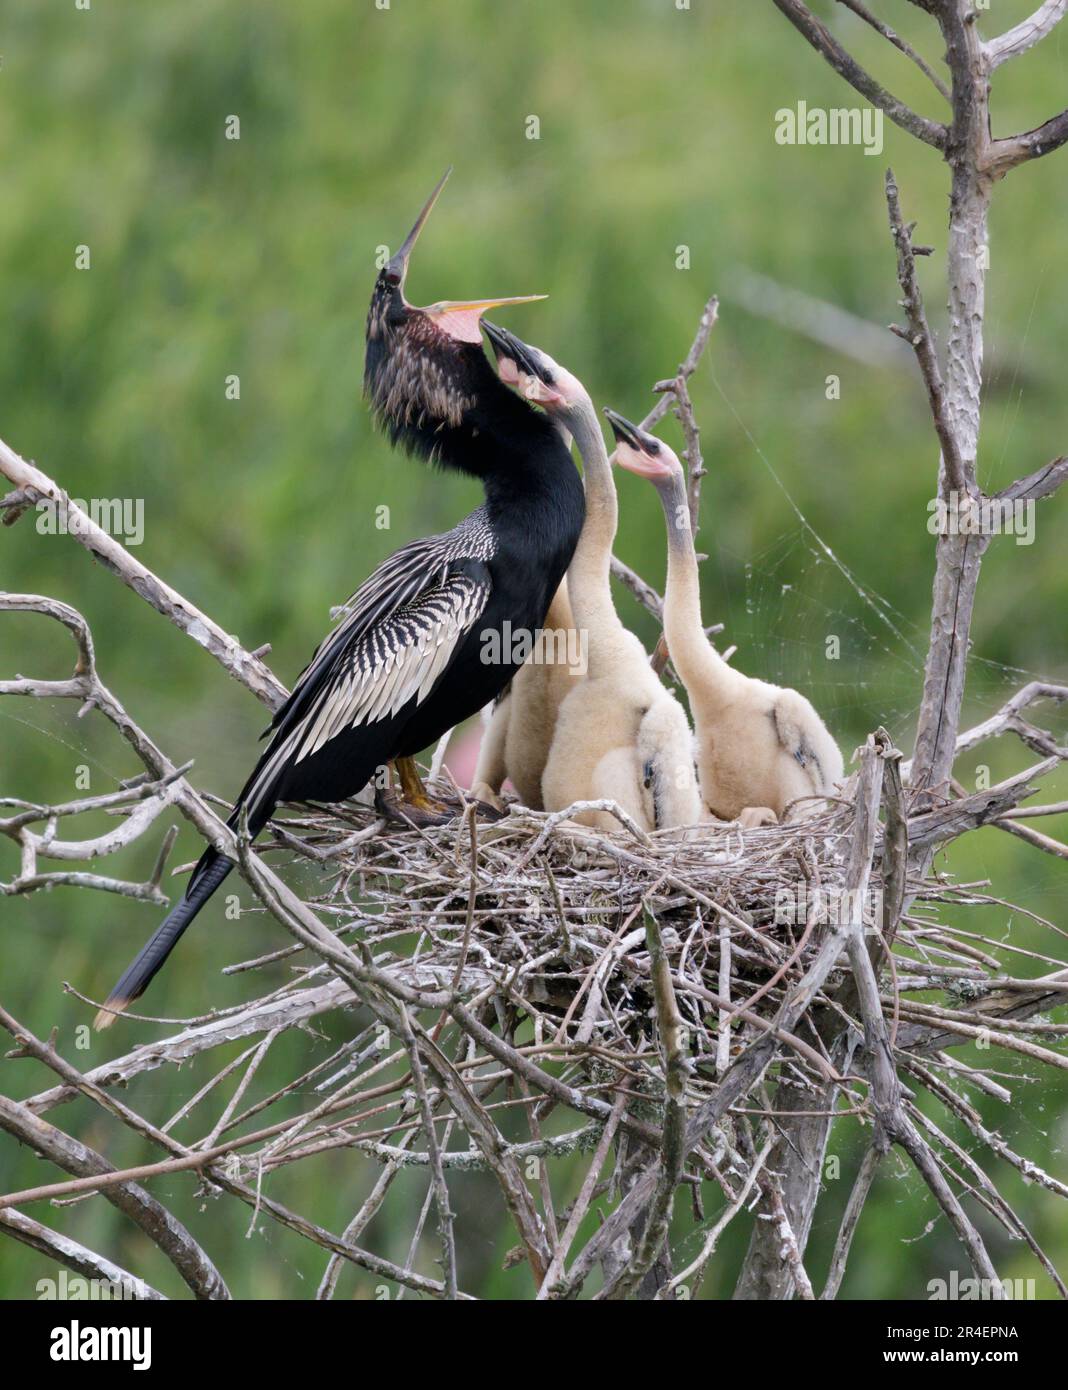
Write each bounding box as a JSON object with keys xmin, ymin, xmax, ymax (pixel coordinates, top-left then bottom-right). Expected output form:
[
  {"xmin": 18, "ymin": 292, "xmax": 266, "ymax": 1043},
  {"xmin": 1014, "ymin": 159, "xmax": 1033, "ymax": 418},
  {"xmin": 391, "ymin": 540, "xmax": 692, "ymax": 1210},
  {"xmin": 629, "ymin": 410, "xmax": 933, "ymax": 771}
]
[
  {"xmin": 481, "ymin": 321, "xmax": 588, "ymax": 422},
  {"xmin": 604, "ymin": 410, "xmax": 682, "ymax": 493},
  {"xmin": 364, "ymin": 170, "xmax": 546, "ymax": 464}
]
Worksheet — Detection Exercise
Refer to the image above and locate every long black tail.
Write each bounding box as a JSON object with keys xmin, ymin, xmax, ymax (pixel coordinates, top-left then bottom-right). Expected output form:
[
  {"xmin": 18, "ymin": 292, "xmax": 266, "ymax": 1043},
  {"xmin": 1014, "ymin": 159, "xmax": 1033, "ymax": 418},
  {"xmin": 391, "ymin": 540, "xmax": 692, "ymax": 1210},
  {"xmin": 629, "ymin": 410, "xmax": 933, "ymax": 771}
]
[
  {"xmin": 93, "ymin": 717, "xmax": 294, "ymax": 1031},
  {"xmin": 93, "ymin": 848, "xmax": 235, "ymax": 1030}
]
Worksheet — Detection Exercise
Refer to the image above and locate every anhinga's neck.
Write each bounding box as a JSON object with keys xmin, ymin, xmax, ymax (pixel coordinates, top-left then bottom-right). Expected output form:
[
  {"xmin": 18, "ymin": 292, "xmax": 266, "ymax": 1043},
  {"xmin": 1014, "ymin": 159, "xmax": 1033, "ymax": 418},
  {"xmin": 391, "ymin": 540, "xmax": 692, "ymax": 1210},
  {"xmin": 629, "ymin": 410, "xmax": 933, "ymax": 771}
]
[
  {"xmin": 476, "ymin": 403, "xmax": 586, "ymax": 595},
  {"xmin": 481, "ymin": 422, "xmax": 583, "ymax": 522},
  {"xmin": 366, "ymin": 331, "xmax": 583, "ymax": 602},
  {"xmin": 367, "ymin": 338, "xmax": 560, "ymax": 484},
  {"xmin": 655, "ymin": 471, "xmax": 740, "ymax": 706},
  {"xmin": 563, "ymin": 395, "xmax": 626, "ymax": 653}
]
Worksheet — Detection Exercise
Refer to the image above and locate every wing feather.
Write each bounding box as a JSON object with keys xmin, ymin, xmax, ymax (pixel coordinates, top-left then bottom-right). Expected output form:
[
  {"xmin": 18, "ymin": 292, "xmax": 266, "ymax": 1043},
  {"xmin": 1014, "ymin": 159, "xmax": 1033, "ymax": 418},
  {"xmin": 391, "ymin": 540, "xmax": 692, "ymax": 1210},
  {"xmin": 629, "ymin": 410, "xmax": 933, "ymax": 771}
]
[
  {"xmin": 261, "ymin": 508, "xmax": 494, "ymax": 742},
  {"xmin": 294, "ymin": 571, "xmax": 489, "ymax": 763},
  {"xmin": 235, "ymin": 511, "xmax": 495, "ymax": 823}
]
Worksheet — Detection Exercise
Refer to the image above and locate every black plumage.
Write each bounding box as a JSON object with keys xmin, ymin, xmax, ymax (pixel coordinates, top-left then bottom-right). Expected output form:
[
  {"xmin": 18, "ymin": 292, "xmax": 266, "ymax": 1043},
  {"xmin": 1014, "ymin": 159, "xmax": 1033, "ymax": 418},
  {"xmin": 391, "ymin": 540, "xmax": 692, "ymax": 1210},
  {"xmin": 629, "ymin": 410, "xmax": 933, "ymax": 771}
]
[{"xmin": 95, "ymin": 179, "xmax": 584, "ymax": 1028}]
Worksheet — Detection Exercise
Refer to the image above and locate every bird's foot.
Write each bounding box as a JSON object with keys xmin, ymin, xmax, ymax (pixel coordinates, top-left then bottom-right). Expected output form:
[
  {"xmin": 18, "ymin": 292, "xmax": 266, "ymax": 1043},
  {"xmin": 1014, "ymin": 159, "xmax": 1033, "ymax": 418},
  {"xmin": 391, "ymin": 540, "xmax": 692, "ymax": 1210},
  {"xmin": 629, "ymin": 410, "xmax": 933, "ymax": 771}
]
[
  {"xmin": 377, "ymin": 758, "xmax": 507, "ymax": 828},
  {"xmin": 374, "ymin": 786, "xmax": 506, "ymax": 828},
  {"xmin": 737, "ymin": 806, "xmax": 778, "ymax": 829},
  {"xmin": 375, "ymin": 785, "xmax": 460, "ymax": 828},
  {"xmin": 469, "ymin": 781, "xmax": 507, "ymax": 816}
]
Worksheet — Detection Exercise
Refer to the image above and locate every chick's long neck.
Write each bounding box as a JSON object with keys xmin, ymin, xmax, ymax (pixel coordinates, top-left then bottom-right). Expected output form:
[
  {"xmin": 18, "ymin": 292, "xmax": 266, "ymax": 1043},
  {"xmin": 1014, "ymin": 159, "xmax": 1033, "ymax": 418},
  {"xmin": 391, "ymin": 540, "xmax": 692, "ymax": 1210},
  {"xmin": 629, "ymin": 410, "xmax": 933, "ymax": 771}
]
[
  {"xmin": 656, "ymin": 468, "xmax": 739, "ymax": 706},
  {"xmin": 564, "ymin": 398, "xmax": 629, "ymax": 666}
]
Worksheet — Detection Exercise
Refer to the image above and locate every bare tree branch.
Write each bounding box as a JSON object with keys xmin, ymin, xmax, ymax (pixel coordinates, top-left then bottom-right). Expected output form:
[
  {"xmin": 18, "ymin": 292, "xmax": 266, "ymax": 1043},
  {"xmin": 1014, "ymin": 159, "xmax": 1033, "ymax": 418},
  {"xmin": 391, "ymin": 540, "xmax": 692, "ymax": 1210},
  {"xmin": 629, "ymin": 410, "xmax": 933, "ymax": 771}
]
[
  {"xmin": 820, "ymin": 1145, "xmax": 881, "ymax": 1299},
  {"xmin": 836, "ymin": 0, "xmax": 951, "ymax": 101},
  {"xmin": 983, "ymin": 1, "xmax": 1067, "ymax": 69},
  {"xmin": 884, "ymin": 169, "xmax": 972, "ymax": 500},
  {"xmin": 395, "ymin": 1004, "xmax": 458, "ymax": 1299},
  {"xmin": 989, "ymin": 110, "xmax": 1068, "ymax": 173},
  {"xmin": 601, "ymin": 910, "xmax": 689, "ymax": 1300},
  {"xmin": 770, "ymin": 0, "xmax": 948, "ymax": 149},
  {"xmin": 996, "ymin": 455, "xmax": 1068, "ymax": 504},
  {"xmin": 0, "ymin": 1094, "xmax": 230, "ymax": 1300},
  {"xmin": 0, "ymin": 1210, "xmax": 166, "ymax": 1300},
  {"xmin": 0, "ymin": 437, "xmax": 286, "ymax": 710}
]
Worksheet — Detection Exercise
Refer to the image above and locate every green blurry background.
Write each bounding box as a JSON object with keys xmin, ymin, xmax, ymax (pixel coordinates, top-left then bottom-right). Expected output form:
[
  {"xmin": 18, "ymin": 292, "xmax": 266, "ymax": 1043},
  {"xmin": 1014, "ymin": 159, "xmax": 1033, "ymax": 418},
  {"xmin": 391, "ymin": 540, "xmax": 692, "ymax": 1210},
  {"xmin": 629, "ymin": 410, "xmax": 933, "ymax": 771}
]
[{"xmin": 1, "ymin": 0, "xmax": 1065, "ymax": 1299}]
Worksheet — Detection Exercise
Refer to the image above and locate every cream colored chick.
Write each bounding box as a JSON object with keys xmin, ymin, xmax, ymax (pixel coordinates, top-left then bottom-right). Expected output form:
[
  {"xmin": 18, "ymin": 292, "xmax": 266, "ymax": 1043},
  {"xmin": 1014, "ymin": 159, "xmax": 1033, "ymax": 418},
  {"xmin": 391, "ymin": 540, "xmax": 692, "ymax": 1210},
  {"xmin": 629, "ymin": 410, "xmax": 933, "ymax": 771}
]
[
  {"xmin": 471, "ymin": 326, "xmax": 701, "ymax": 833},
  {"xmin": 607, "ymin": 410, "xmax": 844, "ymax": 825},
  {"xmin": 472, "ymin": 578, "xmax": 578, "ymax": 809}
]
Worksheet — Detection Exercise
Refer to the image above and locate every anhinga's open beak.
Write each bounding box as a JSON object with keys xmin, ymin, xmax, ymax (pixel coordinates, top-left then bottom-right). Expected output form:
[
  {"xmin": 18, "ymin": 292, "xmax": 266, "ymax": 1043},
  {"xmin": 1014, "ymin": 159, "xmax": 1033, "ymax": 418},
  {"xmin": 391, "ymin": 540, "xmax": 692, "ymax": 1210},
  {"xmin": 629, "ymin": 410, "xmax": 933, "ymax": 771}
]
[
  {"xmin": 425, "ymin": 296, "xmax": 546, "ymax": 346},
  {"xmin": 432, "ymin": 296, "xmax": 546, "ymax": 317},
  {"xmin": 386, "ymin": 171, "xmax": 546, "ymax": 342}
]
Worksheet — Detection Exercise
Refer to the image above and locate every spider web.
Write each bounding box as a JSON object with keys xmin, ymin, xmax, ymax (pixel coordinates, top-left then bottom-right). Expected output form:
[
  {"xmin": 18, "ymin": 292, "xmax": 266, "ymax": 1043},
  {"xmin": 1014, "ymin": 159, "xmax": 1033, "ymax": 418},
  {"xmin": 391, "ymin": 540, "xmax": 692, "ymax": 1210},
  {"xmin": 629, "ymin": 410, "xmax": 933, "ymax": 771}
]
[
  {"xmin": 706, "ymin": 365, "xmax": 1042, "ymax": 755},
  {"xmin": 738, "ymin": 528, "xmax": 925, "ymax": 746}
]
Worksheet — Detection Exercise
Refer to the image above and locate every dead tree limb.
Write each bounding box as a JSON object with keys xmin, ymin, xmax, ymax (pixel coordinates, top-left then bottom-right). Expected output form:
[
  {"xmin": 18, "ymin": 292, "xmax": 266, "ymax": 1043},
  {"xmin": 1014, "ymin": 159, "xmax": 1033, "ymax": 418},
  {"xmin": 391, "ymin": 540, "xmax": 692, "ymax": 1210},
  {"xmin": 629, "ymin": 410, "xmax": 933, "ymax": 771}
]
[
  {"xmin": 0, "ymin": 439, "xmax": 286, "ymax": 711},
  {"xmin": 770, "ymin": 0, "xmax": 948, "ymax": 148}
]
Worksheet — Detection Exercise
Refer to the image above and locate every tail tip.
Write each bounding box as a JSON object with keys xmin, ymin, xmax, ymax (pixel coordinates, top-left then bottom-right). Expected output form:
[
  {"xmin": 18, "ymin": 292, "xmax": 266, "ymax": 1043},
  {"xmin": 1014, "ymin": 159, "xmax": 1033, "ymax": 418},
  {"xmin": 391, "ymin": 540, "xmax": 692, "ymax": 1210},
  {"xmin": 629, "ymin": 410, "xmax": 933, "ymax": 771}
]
[{"xmin": 93, "ymin": 999, "xmax": 130, "ymax": 1031}]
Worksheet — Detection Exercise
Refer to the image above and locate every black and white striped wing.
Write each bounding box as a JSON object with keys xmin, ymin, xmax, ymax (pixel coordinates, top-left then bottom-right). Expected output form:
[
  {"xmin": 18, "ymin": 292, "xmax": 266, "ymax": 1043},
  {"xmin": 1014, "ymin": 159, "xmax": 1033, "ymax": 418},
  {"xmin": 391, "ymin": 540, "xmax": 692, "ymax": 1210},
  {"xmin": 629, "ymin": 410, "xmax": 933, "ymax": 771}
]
[
  {"xmin": 260, "ymin": 511, "xmax": 495, "ymax": 744},
  {"xmin": 238, "ymin": 563, "xmax": 491, "ymax": 825},
  {"xmin": 293, "ymin": 571, "xmax": 490, "ymax": 762}
]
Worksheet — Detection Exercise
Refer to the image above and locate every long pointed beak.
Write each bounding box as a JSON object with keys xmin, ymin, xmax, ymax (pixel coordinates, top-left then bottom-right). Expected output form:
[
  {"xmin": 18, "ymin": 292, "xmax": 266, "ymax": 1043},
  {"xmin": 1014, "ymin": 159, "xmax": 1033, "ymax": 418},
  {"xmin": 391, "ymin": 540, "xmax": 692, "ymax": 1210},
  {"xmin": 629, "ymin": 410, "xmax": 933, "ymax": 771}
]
[
  {"xmin": 429, "ymin": 295, "xmax": 546, "ymax": 316},
  {"xmin": 482, "ymin": 320, "xmax": 542, "ymax": 377},
  {"xmin": 604, "ymin": 408, "xmax": 643, "ymax": 451},
  {"xmin": 605, "ymin": 408, "xmax": 674, "ymax": 481},
  {"xmin": 424, "ymin": 296, "xmax": 546, "ymax": 346},
  {"xmin": 386, "ymin": 167, "xmax": 453, "ymax": 288}
]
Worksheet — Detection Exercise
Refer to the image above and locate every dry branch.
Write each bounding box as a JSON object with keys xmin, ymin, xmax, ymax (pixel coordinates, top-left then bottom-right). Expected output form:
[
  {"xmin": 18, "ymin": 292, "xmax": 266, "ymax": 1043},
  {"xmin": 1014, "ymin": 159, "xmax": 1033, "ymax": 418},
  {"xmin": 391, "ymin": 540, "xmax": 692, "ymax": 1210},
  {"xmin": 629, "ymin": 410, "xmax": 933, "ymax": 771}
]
[
  {"xmin": 771, "ymin": 0, "xmax": 948, "ymax": 148},
  {"xmin": 885, "ymin": 170, "xmax": 970, "ymax": 501},
  {"xmin": 984, "ymin": 1, "xmax": 1067, "ymax": 69},
  {"xmin": 0, "ymin": 439, "xmax": 286, "ymax": 710},
  {"xmin": 0, "ymin": 1093, "xmax": 230, "ymax": 1300},
  {"xmin": 0, "ymin": 1210, "xmax": 166, "ymax": 1300}
]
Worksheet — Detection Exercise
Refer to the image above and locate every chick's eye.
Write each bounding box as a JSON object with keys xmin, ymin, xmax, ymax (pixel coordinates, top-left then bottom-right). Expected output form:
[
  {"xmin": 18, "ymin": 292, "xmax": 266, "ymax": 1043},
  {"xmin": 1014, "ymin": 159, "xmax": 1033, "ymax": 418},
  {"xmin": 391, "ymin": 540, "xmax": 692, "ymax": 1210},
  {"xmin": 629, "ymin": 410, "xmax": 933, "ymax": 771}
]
[
  {"xmin": 646, "ymin": 441, "xmax": 661, "ymax": 455},
  {"xmin": 542, "ymin": 372, "xmax": 555, "ymax": 386}
]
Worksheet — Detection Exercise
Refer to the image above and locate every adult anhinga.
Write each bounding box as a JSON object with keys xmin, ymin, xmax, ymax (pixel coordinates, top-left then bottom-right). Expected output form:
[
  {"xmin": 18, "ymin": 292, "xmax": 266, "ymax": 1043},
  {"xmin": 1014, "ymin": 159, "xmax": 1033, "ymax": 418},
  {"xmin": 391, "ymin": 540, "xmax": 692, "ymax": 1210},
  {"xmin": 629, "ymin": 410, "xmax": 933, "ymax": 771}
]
[
  {"xmin": 94, "ymin": 173, "xmax": 584, "ymax": 1028},
  {"xmin": 475, "ymin": 326, "xmax": 702, "ymax": 833},
  {"xmin": 606, "ymin": 411, "xmax": 843, "ymax": 825}
]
